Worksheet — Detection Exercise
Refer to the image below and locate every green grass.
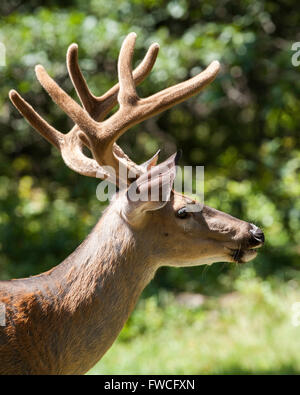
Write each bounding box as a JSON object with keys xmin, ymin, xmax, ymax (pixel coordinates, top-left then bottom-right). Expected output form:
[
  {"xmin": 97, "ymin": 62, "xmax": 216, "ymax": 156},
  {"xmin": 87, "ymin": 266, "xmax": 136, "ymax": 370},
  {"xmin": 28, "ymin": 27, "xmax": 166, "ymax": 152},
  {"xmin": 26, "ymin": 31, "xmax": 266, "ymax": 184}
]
[{"xmin": 87, "ymin": 268, "xmax": 300, "ymax": 375}]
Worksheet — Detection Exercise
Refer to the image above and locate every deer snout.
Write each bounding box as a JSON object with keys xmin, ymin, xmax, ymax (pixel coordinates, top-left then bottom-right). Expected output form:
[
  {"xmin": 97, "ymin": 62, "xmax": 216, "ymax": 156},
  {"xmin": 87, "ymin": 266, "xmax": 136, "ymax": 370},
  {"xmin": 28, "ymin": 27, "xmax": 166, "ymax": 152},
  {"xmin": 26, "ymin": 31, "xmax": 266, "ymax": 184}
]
[{"xmin": 249, "ymin": 224, "xmax": 265, "ymax": 246}]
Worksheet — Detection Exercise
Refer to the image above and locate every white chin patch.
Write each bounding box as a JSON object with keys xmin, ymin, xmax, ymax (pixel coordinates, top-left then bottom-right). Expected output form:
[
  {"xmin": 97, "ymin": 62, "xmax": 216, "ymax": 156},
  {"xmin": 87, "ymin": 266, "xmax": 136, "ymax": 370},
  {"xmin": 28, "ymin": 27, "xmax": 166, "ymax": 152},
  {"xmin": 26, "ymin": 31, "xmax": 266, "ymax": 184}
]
[
  {"xmin": 164, "ymin": 250, "xmax": 258, "ymax": 268},
  {"xmin": 169, "ymin": 255, "xmax": 232, "ymax": 267},
  {"xmin": 240, "ymin": 249, "xmax": 258, "ymax": 263}
]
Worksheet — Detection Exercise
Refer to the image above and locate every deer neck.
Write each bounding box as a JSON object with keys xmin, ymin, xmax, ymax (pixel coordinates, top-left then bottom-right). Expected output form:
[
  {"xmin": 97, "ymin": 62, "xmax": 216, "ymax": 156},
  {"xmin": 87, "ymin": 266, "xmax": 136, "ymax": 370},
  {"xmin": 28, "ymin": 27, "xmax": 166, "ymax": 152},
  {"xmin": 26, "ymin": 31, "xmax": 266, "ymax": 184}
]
[{"xmin": 45, "ymin": 207, "xmax": 156, "ymax": 374}]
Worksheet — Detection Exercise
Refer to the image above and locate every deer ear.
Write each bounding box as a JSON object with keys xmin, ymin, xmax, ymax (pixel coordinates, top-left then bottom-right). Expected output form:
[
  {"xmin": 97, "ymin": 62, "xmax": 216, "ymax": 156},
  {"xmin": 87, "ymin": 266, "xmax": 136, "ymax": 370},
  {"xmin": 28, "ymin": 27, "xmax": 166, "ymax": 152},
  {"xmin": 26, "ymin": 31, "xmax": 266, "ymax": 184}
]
[
  {"xmin": 123, "ymin": 151, "xmax": 181, "ymax": 221},
  {"xmin": 140, "ymin": 149, "xmax": 160, "ymax": 171}
]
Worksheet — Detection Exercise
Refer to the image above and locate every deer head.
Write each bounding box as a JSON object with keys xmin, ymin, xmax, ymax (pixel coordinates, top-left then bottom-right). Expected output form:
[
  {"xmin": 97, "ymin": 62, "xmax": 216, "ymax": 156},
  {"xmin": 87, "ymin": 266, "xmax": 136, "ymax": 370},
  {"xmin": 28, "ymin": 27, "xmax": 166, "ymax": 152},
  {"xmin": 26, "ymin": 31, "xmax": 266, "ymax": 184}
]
[{"xmin": 9, "ymin": 32, "xmax": 264, "ymax": 270}]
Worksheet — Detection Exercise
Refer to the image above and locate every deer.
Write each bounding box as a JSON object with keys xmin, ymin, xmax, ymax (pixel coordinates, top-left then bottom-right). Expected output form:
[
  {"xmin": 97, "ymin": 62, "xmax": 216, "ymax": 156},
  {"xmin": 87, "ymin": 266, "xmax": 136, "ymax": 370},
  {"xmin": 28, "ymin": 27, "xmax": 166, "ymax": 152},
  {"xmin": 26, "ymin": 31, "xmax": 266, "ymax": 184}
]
[{"xmin": 0, "ymin": 33, "xmax": 264, "ymax": 375}]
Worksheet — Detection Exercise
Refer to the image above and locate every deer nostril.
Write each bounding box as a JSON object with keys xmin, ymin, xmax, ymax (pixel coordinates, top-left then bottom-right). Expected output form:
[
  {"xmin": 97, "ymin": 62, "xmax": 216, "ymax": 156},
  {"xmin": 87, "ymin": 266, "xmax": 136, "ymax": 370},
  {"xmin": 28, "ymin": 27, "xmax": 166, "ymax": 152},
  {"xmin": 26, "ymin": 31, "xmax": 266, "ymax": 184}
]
[{"xmin": 249, "ymin": 225, "xmax": 265, "ymax": 245}]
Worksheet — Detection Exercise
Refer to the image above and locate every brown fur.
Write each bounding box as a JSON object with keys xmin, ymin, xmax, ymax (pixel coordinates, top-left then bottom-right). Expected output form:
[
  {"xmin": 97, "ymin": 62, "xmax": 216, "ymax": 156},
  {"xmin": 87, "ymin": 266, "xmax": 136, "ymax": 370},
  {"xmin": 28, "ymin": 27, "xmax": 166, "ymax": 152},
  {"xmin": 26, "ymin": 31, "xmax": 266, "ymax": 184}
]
[{"xmin": 0, "ymin": 206, "xmax": 153, "ymax": 374}]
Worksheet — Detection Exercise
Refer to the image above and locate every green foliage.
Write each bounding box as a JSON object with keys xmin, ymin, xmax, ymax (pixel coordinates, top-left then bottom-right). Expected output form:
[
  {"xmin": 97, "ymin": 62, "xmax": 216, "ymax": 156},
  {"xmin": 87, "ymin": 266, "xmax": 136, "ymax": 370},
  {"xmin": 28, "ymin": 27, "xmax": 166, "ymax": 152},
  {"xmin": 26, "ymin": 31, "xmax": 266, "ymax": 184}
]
[
  {"xmin": 88, "ymin": 270, "xmax": 300, "ymax": 374},
  {"xmin": 0, "ymin": 1, "xmax": 299, "ymax": 293}
]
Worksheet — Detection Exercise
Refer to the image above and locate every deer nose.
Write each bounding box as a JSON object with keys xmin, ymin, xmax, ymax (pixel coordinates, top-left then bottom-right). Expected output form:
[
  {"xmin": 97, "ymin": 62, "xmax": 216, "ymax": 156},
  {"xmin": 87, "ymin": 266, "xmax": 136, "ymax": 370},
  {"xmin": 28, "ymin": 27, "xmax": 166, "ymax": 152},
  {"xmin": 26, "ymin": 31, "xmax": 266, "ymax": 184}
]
[{"xmin": 249, "ymin": 224, "xmax": 265, "ymax": 245}]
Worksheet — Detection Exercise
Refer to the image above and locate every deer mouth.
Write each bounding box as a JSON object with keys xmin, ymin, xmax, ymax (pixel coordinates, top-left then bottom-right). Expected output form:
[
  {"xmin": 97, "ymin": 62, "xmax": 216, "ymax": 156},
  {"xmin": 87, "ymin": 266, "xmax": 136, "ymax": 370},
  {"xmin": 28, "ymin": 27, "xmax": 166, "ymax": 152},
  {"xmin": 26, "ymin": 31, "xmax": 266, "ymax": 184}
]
[
  {"xmin": 227, "ymin": 229, "xmax": 264, "ymax": 263},
  {"xmin": 229, "ymin": 247, "xmax": 259, "ymax": 264}
]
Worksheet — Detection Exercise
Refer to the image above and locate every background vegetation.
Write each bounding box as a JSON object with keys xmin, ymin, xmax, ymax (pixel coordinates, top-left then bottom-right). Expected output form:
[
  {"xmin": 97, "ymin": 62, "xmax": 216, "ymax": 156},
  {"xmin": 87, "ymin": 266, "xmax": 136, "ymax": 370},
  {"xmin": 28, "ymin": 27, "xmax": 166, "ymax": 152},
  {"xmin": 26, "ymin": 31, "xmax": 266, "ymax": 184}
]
[{"xmin": 0, "ymin": 0, "xmax": 299, "ymax": 374}]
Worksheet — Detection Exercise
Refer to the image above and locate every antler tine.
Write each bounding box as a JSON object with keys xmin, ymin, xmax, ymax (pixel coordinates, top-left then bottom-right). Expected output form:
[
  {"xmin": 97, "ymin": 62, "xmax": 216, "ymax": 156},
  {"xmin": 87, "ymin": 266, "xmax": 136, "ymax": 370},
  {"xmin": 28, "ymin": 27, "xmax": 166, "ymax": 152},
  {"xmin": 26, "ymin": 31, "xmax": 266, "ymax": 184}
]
[
  {"xmin": 141, "ymin": 60, "xmax": 220, "ymax": 117},
  {"xmin": 67, "ymin": 40, "xmax": 159, "ymax": 122},
  {"xmin": 102, "ymin": 41, "xmax": 159, "ymax": 119},
  {"xmin": 118, "ymin": 32, "xmax": 139, "ymax": 107},
  {"xmin": 9, "ymin": 89, "xmax": 63, "ymax": 149},
  {"xmin": 103, "ymin": 33, "xmax": 220, "ymax": 144},
  {"xmin": 9, "ymin": 91, "xmax": 109, "ymax": 178},
  {"xmin": 35, "ymin": 64, "xmax": 100, "ymax": 139},
  {"xmin": 66, "ymin": 43, "xmax": 96, "ymax": 115}
]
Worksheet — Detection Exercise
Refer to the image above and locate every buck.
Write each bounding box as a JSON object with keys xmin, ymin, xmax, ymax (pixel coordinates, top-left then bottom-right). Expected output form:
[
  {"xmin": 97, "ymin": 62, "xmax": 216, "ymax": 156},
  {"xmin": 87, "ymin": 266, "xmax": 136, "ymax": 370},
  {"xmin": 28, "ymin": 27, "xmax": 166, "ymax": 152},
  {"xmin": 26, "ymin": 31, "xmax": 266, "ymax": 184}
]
[{"xmin": 0, "ymin": 33, "xmax": 264, "ymax": 375}]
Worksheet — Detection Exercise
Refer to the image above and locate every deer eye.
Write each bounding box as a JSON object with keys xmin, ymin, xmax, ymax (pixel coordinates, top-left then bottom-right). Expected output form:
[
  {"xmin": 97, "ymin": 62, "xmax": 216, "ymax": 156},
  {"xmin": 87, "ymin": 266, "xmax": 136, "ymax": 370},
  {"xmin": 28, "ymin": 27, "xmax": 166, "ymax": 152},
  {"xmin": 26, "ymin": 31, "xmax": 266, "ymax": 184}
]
[{"xmin": 176, "ymin": 207, "xmax": 189, "ymax": 219}]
